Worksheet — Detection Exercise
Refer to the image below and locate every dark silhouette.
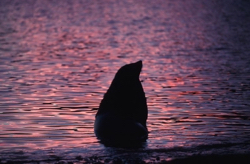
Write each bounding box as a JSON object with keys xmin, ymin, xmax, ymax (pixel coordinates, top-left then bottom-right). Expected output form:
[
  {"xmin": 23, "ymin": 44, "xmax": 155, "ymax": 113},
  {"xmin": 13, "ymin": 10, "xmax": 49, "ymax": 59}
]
[{"xmin": 94, "ymin": 60, "xmax": 148, "ymax": 147}]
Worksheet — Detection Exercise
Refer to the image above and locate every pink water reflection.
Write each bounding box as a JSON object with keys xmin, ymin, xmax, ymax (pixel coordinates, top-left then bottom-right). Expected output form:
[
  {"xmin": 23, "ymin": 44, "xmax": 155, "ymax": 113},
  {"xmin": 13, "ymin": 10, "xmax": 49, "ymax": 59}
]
[{"xmin": 0, "ymin": 1, "xmax": 250, "ymax": 160}]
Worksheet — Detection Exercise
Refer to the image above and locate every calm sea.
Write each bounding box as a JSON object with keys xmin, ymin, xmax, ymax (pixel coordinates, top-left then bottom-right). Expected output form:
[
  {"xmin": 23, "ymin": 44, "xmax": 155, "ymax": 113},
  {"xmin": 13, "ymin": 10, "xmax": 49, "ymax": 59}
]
[{"xmin": 0, "ymin": 0, "xmax": 250, "ymax": 163}]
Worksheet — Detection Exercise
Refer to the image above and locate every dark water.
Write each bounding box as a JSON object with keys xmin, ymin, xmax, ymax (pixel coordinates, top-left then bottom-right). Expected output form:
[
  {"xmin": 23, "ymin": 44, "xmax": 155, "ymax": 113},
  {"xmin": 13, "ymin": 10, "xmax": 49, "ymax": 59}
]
[{"xmin": 0, "ymin": 0, "xmax": 250, "ymax": 163}]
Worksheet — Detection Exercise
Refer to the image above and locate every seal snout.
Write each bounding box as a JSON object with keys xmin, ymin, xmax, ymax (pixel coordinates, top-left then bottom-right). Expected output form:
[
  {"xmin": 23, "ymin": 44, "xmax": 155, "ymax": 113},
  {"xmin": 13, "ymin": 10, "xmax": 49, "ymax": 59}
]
[{"xmin": 135, "ymin": 60, "xmax": 142, "ymax": 68}]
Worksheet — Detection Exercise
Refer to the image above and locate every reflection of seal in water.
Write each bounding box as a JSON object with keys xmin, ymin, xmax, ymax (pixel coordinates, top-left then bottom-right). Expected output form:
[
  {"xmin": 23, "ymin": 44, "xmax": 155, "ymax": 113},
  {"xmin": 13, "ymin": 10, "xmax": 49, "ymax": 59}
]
[{"xmin": 94, "ymin": 61, "xmax": 148, "ymax": 145}]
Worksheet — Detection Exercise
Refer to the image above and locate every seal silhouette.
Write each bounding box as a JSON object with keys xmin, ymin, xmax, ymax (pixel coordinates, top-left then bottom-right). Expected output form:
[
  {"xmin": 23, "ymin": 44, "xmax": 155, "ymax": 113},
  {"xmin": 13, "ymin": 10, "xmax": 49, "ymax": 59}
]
[{"xmin": 94, "ymin": 60, "xmax": 148, "ymax": 145}]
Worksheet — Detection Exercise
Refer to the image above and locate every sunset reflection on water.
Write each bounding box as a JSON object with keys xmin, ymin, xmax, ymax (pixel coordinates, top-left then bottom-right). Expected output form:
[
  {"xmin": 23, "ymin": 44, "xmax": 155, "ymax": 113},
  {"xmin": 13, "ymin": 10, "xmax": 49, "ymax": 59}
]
[{"xmin": 0, "ymin": 0, "xmax": 250, "ymax": 162}]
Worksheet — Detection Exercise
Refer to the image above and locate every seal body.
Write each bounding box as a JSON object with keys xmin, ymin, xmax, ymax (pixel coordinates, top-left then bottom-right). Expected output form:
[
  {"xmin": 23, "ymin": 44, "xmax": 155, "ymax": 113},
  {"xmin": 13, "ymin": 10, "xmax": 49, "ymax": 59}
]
[{"xmin": 94, "ymin": 61, "xmax": 148, "ymax": 145}]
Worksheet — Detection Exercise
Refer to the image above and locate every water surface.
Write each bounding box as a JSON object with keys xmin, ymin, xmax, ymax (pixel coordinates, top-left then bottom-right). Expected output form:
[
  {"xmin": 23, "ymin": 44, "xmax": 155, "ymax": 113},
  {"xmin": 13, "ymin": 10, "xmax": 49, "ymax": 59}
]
[{"xmin": 0, "ymin": 0, "xmax": 250, "ymax": 163}]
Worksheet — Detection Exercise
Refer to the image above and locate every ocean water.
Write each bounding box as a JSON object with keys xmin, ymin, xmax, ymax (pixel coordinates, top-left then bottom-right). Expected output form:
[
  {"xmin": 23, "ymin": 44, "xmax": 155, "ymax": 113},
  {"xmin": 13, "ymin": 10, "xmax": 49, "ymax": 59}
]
[{"xmin": 0, "ymin": 0, "xmax": 250, "ymax": 163}]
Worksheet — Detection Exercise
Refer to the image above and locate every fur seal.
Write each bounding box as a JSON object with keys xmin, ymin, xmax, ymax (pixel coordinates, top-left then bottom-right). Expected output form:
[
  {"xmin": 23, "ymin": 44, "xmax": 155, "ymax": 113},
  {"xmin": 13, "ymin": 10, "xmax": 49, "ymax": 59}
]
[{"xmin": 94, "ymin": 60, "xmax": 148, "ymax": 146}]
